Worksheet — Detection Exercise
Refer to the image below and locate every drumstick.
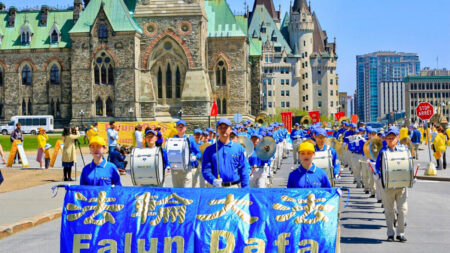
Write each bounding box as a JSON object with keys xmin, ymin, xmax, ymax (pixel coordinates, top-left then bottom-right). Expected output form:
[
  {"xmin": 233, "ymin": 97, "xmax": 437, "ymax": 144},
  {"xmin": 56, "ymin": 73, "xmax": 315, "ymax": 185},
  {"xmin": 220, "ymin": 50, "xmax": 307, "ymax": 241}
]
[
  {"xmin": 414, "ymin": 165, "xmax": 420, "ymax": 178},
  {"xmin": 368, "ymin": 161, "xmax": 375, "ymax": 174},
  {"xmin": 250, "ymin": 165, "xmax": 257, "ymax": 176}
]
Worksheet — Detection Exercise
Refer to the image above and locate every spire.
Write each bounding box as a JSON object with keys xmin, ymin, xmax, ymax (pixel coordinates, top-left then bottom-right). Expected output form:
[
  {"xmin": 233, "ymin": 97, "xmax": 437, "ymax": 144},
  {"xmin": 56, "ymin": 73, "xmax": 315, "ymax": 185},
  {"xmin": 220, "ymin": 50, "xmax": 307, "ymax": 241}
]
[
  {"xmin": 292, "ymin": 0, "xmax": 308, "ymax": 12},
  {"xmin": 251, "ymin": 0, "xmax": 279, "ymax": 21}
]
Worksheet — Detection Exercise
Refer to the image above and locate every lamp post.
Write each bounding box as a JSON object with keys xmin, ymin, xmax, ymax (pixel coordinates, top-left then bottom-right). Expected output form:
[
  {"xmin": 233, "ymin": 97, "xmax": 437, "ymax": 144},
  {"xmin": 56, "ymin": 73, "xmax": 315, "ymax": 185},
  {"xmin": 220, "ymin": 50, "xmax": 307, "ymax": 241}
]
[
  {"xmin": 128, "ymin": 108, "xmax": 134, "ymax": 122},
  {"xmin": 177, "ymin": 109, "xmax": 183, "ymax": 119},
  {"xmin": 79, "ymin": 110, "xmax": 84, "ymax": 129}
]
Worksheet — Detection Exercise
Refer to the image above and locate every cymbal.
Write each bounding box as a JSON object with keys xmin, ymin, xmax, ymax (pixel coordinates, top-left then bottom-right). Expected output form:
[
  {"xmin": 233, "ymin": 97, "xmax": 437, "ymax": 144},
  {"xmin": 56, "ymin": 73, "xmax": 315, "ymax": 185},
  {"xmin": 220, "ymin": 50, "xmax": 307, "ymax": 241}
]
[
  {"xmin": 255, "ymin": 136, "xmax": 276, "ymax": 161},
  {"xmin": 237, "ymin": 135, "xmax": 254, "ymax": 157}
]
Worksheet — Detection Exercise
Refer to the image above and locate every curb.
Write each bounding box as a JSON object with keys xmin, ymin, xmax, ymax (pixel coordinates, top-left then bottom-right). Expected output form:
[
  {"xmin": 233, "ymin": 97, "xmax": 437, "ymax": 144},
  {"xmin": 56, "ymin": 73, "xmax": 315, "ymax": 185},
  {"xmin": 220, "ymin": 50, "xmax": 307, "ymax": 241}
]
[
  {"xmin": 416, "ymin": 176, "xmax": 450, "ymax": 182},
  {"xmin": 0, "ymin": 208, "xmax": 61, "ymax": 240}
]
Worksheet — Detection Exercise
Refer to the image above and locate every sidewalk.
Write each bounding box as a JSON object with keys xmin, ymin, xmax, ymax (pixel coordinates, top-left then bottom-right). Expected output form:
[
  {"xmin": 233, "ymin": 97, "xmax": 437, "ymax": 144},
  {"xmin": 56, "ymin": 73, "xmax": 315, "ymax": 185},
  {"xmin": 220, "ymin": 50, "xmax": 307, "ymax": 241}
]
[{"xmin": 413, "ymin": 144, "xmax": 450, "ymax": 181}]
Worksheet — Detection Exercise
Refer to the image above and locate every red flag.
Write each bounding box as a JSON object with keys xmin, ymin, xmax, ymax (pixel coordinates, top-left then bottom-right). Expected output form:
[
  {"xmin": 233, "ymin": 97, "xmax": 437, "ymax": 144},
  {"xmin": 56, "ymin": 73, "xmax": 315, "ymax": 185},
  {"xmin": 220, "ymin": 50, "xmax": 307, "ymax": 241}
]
[
  {"xmin": 210, "ymin": 100, "xmax": 218, "ymax": 116},
  {"xmin": 308, "ymin": 111, "xmax": 321, "ymax": 124},
  {"xmin": 335, "ymin": 112, "xmax": 345, "ymax": 121},
  {"xmin": 351, "ymin": 114, "xmax": 359, "ymax": 123},
  {"xmin": 280, "ymin": 112, "xmax": 293, "ymax": 132}
]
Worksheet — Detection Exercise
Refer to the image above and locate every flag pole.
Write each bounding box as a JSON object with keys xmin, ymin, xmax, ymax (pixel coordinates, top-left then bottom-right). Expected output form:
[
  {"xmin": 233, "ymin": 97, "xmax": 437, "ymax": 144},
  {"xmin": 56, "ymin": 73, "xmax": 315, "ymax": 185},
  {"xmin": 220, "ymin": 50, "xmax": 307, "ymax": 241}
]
[{"xmin": 215, "ymin": 115, "xmax": 220, "ymax": 180}]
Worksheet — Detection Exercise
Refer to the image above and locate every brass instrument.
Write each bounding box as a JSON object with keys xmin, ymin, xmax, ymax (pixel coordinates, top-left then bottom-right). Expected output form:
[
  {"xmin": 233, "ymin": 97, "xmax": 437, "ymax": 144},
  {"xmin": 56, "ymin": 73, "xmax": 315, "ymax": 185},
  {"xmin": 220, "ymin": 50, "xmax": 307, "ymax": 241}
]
[
  {"xmin": 365, "ymin": 137, "xmax": 383, "ymax": 161},
  {"xmin": 300, "ymin": 115, "xmax": 312, "ymax": 127},
  {"xmin": 255, "ymin": 112, "xmax": 268, "ymax": 125},
  {"xmin": 431, "ymin": 113, "xmax": 448, "ymax": 129},
  {"xmin": 338, "ymin": 116, "xmax": 350, "ymax": 126},
  {"xmin": 330, "ymin": 137, "xmax": 342, "ymax": 156},
  {"xmin": 400, "ymin": 137, "xmax": 415, "ymax": 158}
]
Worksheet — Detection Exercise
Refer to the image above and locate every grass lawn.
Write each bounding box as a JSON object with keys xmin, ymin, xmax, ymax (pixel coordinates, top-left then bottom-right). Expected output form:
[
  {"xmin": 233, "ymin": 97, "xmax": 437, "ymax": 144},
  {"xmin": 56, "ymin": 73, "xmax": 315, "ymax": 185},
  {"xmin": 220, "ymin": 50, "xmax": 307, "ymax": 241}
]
[{"xmin": 0, "ymin": 134, "xmax": 90, "ymax": 151}]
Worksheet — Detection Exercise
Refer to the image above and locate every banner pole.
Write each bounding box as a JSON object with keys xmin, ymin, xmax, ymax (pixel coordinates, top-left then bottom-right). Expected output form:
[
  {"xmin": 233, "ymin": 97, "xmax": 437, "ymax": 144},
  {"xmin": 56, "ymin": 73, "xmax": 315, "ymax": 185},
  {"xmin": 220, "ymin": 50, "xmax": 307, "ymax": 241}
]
[{"xmin": 215, "ymin": 115, "xmax": 220, "ymax": 180}]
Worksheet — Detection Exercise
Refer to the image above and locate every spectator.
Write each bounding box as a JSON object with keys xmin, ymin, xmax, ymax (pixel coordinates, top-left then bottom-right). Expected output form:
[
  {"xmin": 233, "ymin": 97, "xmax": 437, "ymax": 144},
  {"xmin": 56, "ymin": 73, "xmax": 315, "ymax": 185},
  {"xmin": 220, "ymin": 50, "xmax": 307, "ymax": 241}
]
[
  {"xmin": 10, "ymin": 123, "xmax": 23, "ymax": 164},
  {"xmin": 109, "ymin": 145, "xmax": 127, "ymax": 175},
  {"xmin": 36, "ymin": 127, "xmax": 49, "ymax": 169},
  {"xmin": 62, "ymin": 127, "xmax": 80, "ymax": 181},
  {"xmin": 107, "ymin": 121, "xmax": 119, "ymax": 161}
]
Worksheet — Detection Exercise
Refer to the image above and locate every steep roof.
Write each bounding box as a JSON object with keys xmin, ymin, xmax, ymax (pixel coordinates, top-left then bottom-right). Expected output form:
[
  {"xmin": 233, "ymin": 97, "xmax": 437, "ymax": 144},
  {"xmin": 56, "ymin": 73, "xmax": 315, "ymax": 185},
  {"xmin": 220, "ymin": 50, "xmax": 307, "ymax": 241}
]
[
  {"xmin": 250, "ymin": 0, "xmax": 279, "ymax": 21},
  {"xmin": 312, "ymin": 12, "xmax": 326, "ymax": 53},
  {"xmin": 70, "ymin": 0, "xmax": 142, "ymax": 33},
  {"xmin": 205, "ymin": 0, "xmax": 246, "ymax": 38},
  {"xmin": 248, "ymin": 4, "xmax": 292, "ymax": 54},
  {"xmin": 0, "ymin": 10, "xmax": 73, "ymax": 50},
  {"xmin": 292, "ymin": 0, "xmax": 308, "ymax": 12},
  {"xmin": 249, "ymin": 38, "xmax": 262, "ymax": 56},
  {"xmin": 280, "ymin": 12, "xmax": 290, "ymax": 45}
]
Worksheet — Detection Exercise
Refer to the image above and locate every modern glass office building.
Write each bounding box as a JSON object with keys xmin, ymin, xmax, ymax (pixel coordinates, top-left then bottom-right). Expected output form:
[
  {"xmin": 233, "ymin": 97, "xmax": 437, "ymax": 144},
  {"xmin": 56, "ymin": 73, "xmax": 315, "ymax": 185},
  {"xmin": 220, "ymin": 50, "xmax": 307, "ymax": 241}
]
[{"xmin": 356, "ymin": 52, "xmax": 420, "ymax": 122}]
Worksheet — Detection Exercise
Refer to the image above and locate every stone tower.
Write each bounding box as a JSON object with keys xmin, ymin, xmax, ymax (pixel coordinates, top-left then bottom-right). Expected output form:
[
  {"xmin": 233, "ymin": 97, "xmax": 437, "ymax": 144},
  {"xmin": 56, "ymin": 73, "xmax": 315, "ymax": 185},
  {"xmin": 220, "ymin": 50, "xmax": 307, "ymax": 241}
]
[{"xmin": 289, "ymin": 0, "xmax": 314, "ymax": 111}]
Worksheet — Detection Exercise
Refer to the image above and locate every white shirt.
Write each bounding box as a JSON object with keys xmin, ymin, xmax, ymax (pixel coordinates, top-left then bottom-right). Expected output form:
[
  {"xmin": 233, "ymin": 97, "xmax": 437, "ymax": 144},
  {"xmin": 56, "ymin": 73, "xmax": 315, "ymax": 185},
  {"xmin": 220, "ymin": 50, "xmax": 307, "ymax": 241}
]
[{"xmin": 135, "ymin": 131, "xmax": 143, "ymax": 148}]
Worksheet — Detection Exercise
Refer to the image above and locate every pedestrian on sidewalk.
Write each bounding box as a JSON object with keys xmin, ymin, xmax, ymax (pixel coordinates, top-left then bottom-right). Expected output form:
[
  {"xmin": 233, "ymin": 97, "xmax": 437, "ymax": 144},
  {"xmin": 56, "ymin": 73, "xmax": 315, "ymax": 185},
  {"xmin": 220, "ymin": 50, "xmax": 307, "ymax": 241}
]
[
  {"xmin": 36, "ymin": 128, "xmax": 49, "ymax": 169},
  {"xmin": 10, "ymin": 123, "xmax": 23, "ymax": 164},
  {"xmin": 433, "ymin": 126, "xmax": 447, "ymax": 170},
  {"xmin": 62, "ymin": 126, "xmax": 80, "ymax": 181},
  {"xmin": 0, "ymin": 143, "xmax": 6, "ymax": 164},
  {"xmin": 80, "ymin": 136, "xmax": 121, "ymax": 186},
  {"xmin": 107, "ymin": 121, "xmax": 119, "ymax": 161},
  {"xmin": 410, "ymin": 124, "xmax": 421, "ymax": 160}
]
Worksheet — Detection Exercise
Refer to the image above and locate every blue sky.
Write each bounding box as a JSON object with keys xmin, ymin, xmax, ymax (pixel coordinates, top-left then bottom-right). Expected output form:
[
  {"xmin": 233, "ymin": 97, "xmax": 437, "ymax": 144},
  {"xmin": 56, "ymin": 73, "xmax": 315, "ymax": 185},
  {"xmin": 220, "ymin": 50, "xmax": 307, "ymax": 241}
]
[{"xmin": 5, "ymin": 0, "xmax": 450, "ymax": 95}]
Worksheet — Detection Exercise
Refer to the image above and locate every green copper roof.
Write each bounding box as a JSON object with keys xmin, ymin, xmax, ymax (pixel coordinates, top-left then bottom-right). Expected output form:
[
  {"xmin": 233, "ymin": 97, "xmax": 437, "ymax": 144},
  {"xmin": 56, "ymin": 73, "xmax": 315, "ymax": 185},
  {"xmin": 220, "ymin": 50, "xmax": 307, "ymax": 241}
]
[
  {"xmin": 249, "ymin": 38, "xmax": 262, "ymax": 56},
  {"xmin": 205, "ymin": 0, "xmax": 246, "ymax": 38},
  {"xmin": 70, "ymin": 0, "xmax": 142, "ymax": 34},
  {"xmin": 280, "ymin": 12, "xmax": 290, "ymax": 45},
  {"xmin": 248, "ymin": 4, "xmax": 292, "ymax": 54},
  {"xmin": 0, "ymin": 10, "xmax": 73, "ymax": 50},
  {"xmin": 234, "ymin": 15, "xmax": 248, "ymax": 35},
  {"xmin": 123, "ymin": 0, "xmax": 137, "ymax": 13}
]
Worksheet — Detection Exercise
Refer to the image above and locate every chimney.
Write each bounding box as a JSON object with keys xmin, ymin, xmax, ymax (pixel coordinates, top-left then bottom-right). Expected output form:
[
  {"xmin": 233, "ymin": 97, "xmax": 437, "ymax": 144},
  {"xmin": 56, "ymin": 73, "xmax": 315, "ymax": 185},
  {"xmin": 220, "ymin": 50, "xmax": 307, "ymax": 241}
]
[
  {"xmin": 8, "ymin": 6, "xmax": 17, "ymax": 27},
  {"xmin": 83, "ymin": 0, "xmax": 90, "ymax": 8},
  {"xmin": 40, "ymin": 5, "xmax": 49, "ymax": 26},
  {"xmin": 0, "ymin": 3, "xmax": 6, "ymax": 11},
  {"xmin": 73, "ymin": 0, "xmax": 82, "ymax": 24}
]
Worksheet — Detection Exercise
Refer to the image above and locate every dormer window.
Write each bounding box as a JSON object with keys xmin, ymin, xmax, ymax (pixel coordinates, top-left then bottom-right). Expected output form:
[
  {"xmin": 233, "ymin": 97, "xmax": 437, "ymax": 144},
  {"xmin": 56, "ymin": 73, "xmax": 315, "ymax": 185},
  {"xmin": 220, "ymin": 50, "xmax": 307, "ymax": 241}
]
[
  {"xmin": 51, "ymin": 30, "xmax": 58, "ymax": 43},
  {"xmin": 98, "ymin": 24, "xmax": 108, "ymax": 39},
  {"xmin": 21, "ymin": 31, "xmax": 30, "ymax": 45},
  {"xmin": 20, "ymin": 24, "xmax": 33, "ymax": 45}
]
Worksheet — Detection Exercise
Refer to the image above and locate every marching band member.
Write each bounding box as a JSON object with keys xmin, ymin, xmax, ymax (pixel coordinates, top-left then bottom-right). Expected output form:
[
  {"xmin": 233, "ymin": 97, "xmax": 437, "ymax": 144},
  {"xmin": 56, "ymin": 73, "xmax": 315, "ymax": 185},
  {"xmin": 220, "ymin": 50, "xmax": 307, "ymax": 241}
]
[
  {"xmin": 248, "ymin": 133, "xmax": 268, "ymax": 188},
  {"xmin": 314, "ymin": 128, "xmax": 341, "ymax": 182},
  {"xmin": 202, "ymin": 118, "xmax": 250, "ymax": 188},
  {"xmin": 230, "ymin": 129, "xmax": 239, "ymax": 142},
  {"xmin": 172, "ymin": 120, "xmax": 202, "ymax": 187},
  {"xmin": 287, "ymin": 141, "xmax": 331, "ymax": 188},
  {"xmin": 290, "ymin": 123, "xmax": 303, "ymax": 164},
  {"xmin": 375, "ymin": 127, "xmax": 409, "ymax": 242},
  {"xmin": 363, "ymin": 127, "xmax": 377, "ymax": 199},
  {"xmin": 80, "ymin": 136, "xmax": 122, "ymax": 186},
  {"xmin": 191, "ymin": 129, "xmax": 205, "ymax": 187},
  {"xmin": 145, "ymin": 129, "xmax": 171, "ymax": 174}
]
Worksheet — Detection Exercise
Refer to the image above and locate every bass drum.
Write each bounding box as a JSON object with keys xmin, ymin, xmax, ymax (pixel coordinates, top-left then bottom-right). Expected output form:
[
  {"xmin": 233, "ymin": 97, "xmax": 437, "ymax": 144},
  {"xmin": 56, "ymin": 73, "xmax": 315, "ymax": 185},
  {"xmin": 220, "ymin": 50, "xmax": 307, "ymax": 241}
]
[
  {"xmin": 313, "ymin": 149, "xmax": 335, "ymax": 186},
  {"xmin": 166, "ymin": 137, "xmax": 191, "ymax": 171},
  {"xmin": 130, "ymin": 147, "xmax": 165, "ymax": 186},
  {"xmin": 381, "ymin": 150, "xmax": 414, "ymax": 189}
]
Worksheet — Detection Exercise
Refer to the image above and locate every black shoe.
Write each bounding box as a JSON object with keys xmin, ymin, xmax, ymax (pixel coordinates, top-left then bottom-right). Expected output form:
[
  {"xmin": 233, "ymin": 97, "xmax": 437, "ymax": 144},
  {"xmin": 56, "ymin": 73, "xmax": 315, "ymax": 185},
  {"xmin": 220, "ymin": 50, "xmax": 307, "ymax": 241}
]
[
  {"xmin": 64, "ymin": 178, "xmax": 69, "ymax": 181},
  {"xmin": 370, "ymin": 194, "xmax": 375, "ymax": 198},
  {"xmin": 396, "ymin": 235, "xmax": 407, "ymax": 242},
  {"xmin": 68, "ymin": 178, "xmax": 74, "ymax": 181},
  {"xmin": 377, "ymin": 200, "xmax": 382, "ymax": 203},
  {"xmin": 364, "ymin": 190, "xmax": 369, "ymax": 194},
  {"xmin": 387, "ymin": 236, "xmax": 394, "ymax": 242}
]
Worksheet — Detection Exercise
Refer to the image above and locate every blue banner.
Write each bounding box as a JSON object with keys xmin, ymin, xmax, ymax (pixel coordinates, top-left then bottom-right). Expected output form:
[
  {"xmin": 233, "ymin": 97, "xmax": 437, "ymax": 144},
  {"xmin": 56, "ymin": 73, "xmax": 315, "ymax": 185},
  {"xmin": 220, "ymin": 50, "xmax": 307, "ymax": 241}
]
[{"xmin": 61, "ymin": 186, "xmax": 340, "ymax": 252}]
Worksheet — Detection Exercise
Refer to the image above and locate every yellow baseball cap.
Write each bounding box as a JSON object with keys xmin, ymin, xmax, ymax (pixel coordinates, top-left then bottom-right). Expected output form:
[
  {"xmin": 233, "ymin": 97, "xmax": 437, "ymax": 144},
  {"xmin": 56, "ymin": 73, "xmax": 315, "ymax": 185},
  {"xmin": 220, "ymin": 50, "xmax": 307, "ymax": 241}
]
[
  {"xmin": 298, "ymin": 142, "xmax": 315, "ymax": 153},
  {"xmin": 89, "ymin": 136, "xmax": 106, "ymax": 147}
]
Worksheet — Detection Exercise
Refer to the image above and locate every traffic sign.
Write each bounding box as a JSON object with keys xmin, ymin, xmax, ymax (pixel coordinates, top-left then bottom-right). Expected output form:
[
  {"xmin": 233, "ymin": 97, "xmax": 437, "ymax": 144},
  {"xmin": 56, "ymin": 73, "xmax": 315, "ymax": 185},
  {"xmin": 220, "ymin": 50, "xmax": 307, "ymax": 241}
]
[
  {"xmin": 416, "ymin": 102, "xmax": 434, "ymax": 120},
  {"xmin": 233, "ymin": 113, "xmax": 242, "ymax": 123}
]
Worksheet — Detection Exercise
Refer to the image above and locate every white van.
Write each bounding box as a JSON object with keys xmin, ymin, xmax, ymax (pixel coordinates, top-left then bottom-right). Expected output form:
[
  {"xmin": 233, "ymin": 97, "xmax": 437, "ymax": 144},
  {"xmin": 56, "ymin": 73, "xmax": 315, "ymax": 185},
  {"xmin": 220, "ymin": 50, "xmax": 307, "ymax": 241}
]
[{"xmin": 1, "ymin": 115, "xmax": 54, "ymax": 135}]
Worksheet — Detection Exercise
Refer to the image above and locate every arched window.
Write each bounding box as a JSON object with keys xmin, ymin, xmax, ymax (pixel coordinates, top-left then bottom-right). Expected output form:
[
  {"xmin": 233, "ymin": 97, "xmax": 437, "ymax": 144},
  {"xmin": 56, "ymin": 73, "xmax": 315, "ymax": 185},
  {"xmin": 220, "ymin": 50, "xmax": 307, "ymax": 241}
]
[
  {"xmin": 27, "ymin": 99, "xmax": 32, "ymax": 115},
  {"xmin": 93, "ymin": 52, "xmax": 114, "ymax": 85},
  {"xmin": 22, "ymin": 65, "xmax": 32, "ymax": 85},
  {"xmin": 166, "ymin": 64, "xmax": 172, "ymax": 99},
  {"xmin": 106, "ymin": 97, "xmax": 113, "ymax": 116},
  {"xmin": 216, "ymin": 99, "xmax": 221, "ymax": 114},
  {"xmin": 157, "ymin": 67, "xmax": 162, "ymax": 99},
  {"xmin": 176, "ymin": 67, "xmax": 181, "ymax": 98},
  {"xmin": 215, "ymin": 60, "xmax": 227, "ymax": 86},
  {"xmin": 51, "ymin": 30, "xmax": 58, "ymax": 43},
  {"xmin": 98, "ymin": 24, "xmax": 108, "ymax": 39},
  {"xmin": 22, "ymin": 100, "xmax": 26, "ymax": 115},
  {"xmin": 50, "ymin": 64, "xmax": 60, "ymax": 84},
  {"xmin": 56, "ymin": 99, "xmax": 61, "ymax": 118},
  {"xmin": 50, "ymin": 99, "xmax": 55, "ymax": 116},
  {"xmin": 21, "ymin": 32, "xmax": 30, "ymax": 44},
  {"xmin": 0, "ymin": 68, "xmax": 3, "ymax": 86},
  {"xmin": 96, "ymin": 97, "xmax": 103, "ymax": 116},
  {"xmin": 222, "ymin": 99, "xmax": 227, "ymax": 114}
]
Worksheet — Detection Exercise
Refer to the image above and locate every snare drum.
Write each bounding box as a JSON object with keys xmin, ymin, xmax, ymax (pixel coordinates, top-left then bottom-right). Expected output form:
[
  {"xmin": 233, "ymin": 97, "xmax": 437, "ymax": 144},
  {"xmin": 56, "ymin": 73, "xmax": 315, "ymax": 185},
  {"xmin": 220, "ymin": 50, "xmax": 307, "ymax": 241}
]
[
  {"xmin": 313, "ymin": 149, "xmax": 335, "ymax": 186},
  {"xmin": 381, "ymin": 150, "xmax": 414, "ymax": 189},
  {"xmin": 165, "ymin": 137, "xmax": 191, "ymax": 171},
  {"xmin": 130, "ymin": 147, "xmax": 164, "ymax": 186}
]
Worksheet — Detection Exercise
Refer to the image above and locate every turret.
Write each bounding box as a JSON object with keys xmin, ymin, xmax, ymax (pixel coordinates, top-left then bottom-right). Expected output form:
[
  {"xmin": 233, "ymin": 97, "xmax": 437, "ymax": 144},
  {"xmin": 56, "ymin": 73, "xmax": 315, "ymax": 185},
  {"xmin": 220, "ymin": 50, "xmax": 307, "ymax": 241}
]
[
  {"xmin": 73, "ymin": 0, "xmax": 82, "ymax": 24},
  {"xmin": 8, "ymin": 6, "xmax": 17, "ymax": 27},
  {"xmin": 40, "ymin": 5, "xmax": 49, "ymax": 26}
]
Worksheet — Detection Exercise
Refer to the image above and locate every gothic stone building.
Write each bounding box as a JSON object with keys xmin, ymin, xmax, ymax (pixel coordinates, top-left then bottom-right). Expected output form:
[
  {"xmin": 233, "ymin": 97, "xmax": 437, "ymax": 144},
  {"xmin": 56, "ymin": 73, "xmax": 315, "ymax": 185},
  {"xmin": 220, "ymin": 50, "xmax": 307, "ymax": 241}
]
[{"xmin": 0, "ymin": 0, "xmax": 255, "ymax": 128}]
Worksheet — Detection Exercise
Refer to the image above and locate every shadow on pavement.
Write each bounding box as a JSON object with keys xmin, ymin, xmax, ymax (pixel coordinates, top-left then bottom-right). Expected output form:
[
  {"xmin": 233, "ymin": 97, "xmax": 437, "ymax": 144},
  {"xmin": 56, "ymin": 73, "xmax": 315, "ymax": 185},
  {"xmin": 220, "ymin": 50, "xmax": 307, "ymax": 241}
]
[
  {"xmin": 343, "ymin": 223, "xmax": 386, "ymax": 230},
  {"xmin": 340, "ymin": 237, "xmax": 384, "ymax": 244}
]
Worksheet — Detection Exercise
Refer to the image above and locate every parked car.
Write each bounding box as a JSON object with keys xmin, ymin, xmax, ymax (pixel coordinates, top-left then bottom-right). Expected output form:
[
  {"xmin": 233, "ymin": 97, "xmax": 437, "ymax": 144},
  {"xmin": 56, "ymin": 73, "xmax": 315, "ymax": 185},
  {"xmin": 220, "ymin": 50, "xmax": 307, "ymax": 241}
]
[{"xmin": 0, "ymin": 115, "xmax": 54, "ymax": 135}]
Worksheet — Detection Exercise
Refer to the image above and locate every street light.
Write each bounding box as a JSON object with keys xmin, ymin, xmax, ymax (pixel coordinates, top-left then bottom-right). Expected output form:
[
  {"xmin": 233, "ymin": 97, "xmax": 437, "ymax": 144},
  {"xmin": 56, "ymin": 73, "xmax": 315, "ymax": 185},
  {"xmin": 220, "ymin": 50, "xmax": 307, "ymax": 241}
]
[
  {"xmin": 79, "ymin": 110, "xmax": 84, "ymax": 129},
  {"xmin": 128, "ymin": 108, "xmax": 134, "ymax": 121},
  {"xmin": 177, "ymin": 109, "xmax": 183, "ymax": 119}
]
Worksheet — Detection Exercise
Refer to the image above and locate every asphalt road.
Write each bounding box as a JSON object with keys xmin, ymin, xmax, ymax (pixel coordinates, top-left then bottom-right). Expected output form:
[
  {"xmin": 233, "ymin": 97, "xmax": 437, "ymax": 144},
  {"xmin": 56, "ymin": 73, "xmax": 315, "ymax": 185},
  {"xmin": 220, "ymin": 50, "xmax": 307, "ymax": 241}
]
[{"xmin": 1, "ymin": 149, "xmax": 450, "ymax": 252}]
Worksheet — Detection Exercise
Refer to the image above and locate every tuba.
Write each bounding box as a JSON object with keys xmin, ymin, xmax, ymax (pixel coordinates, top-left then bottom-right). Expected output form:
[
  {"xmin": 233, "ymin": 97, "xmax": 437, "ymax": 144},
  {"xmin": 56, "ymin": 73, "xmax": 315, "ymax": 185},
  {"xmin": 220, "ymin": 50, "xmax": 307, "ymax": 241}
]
[
  {"xmin": 366, "ymin": 137, "xmax": 383, "ymax": 161},
  {"xmin": 255, "ymin": 113, "xmax": 267, "ymax": 125},
  {"xmin": 300, "ymin": 115, "xmax": 312, "ymax": 127},
  {"xmin": 400, "ymin": 137, "xmax": 415, "ymax": 158},
  {"xmin": 338, "ymin": 116, "xmax": 350, "ymax": 126}
]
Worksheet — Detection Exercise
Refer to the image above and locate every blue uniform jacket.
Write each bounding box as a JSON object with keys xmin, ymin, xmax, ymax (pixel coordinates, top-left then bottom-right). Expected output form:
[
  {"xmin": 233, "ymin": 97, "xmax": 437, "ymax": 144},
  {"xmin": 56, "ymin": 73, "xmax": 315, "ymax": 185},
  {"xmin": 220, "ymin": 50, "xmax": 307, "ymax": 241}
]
[
  {"xmin": 109, "ymin": 149, "xmax": 126, "ymax": 169},
  {"xmin": 80, "ymin": 158, "xmax": 122, "ymax": 186},
  {"xmin": 287, "ymin": 164, "xmax": 331, "ymax": 188},
  {"xmin": 202, "ymin": 140, "xmax": 250, "ymax": 188},
  {"xmin": 315, "ymin": 144, "xmax": 340, "ymax": 176},
  {"xmin": 375, "ymin": 145, "xmax": 403, "ymax": 176},
  {"xmin": 175, "ymin": 135, "xmax": 202, "ymax": 167}
]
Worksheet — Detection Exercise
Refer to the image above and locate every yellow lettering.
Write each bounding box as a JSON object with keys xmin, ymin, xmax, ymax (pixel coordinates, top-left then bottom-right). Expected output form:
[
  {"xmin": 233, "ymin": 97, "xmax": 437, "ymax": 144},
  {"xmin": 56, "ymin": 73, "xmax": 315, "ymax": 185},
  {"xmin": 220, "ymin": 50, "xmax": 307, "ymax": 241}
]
[
  {"xmin": 97, "ymin": 239, "xmax": 117, "ymax": 253},
  {"xmin": 73, "ymin": 234, "xmax": 92, "ymax": 253},
  {"xmin": 244, "ymin": 238, "xmax": 265, "ymax": 253},
  {"xmin": 298, "ymin": 240, "xmax": 319, "ymax": 253},
  {"xmin": 164, "ymin": 236, "xmax": 185, "ymax": 253},
  {"xmin": 274, "ymin": 233, "xmax": 290, "ymax": 253},
  {"xmin": 210, "ymin": 230, "xmax": 235, "ymax": 253},
  {"xmin": 138, "ymin": 238, "xmax": 158, "ymax": 253},
  {"xmin": 125, "ymin": 233, "xmax": 132, "ymax": 253}
]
